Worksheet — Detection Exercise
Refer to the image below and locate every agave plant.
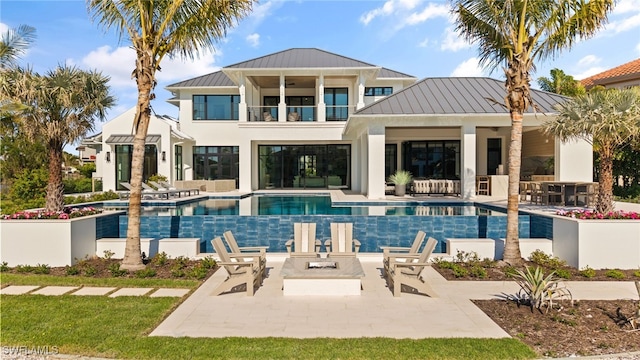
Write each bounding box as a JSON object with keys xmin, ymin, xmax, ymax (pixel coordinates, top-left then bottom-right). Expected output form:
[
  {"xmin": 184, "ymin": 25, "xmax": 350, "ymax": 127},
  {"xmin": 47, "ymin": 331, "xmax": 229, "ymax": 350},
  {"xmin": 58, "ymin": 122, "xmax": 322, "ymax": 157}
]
[
  {"xmin": 511, "ymin": 266, "xmax": 572, "ymax": 313},
  {"xmin": 387, "ymin": 170, "xmax": 413, "ymax": 186}
]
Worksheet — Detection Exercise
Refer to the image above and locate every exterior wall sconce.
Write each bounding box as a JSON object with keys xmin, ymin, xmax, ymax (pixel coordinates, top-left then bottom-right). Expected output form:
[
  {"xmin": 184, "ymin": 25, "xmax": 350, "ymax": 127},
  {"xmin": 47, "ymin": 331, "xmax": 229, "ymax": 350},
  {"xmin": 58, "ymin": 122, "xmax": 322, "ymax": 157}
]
[
  {"xmin": 105, "ymin": 151, "xmax": 111, "ymax": 162},
  {"xmin": 161, "ymin": 151, "xmax": 166, "ymax": 162}
]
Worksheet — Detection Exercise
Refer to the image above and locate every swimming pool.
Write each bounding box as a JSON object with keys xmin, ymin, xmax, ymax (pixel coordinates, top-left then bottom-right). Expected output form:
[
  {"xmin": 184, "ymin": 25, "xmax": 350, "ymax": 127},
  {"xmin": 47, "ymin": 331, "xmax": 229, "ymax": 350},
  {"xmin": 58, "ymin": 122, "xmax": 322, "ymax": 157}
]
[
  {"xmin": 104, "ymin": 194, "xmax": 554, "ymax": 254},
  {"xmin": 106, "ymin": 195, "xmax": 504, "ymax": 216}
]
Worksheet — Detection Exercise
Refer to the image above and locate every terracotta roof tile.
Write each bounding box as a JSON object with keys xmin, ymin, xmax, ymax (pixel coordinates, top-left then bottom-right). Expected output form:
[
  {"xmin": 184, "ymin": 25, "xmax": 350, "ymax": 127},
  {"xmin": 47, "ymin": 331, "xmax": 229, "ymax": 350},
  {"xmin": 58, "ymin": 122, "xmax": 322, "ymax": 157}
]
[{"xmin": 580, "ymin": 58, "xmax": 640, "ymax": 88}]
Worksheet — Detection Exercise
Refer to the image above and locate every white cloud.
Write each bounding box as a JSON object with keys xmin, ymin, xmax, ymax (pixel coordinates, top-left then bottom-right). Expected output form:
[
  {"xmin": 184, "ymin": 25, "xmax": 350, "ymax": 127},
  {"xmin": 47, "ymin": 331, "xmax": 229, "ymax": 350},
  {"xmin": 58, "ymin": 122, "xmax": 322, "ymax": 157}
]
[
  {"xmin": 404, "ymin": 3, "xmax": 450, "ymax": 26},
  {"xmin": 80, "ymin": 46, "xmax": 220, "ymax": 89},
  {"xmin": 246, "ymin": 33, "xmax": 260, "ymax": 48},
  {"xmin": 605, "ymin": 12, "xmax": 640, "ymax": 34},
  {"xmin": 612, "ymin": 0, "xmax": 640, "ymax": 14},
  {"xmin": 450, "ymin": 57, "xmax": 486, "ymax": 77},
  {"xmin": 576, "ymin": 55, "xmax": 601, "ymax": 68},
  {"xmin": 440, "ymin": 27, "xmax": 471, "ymax": 52},
  {"xmin": 574, "ymin": 67, "xmax": 607, "ymax": 81},
  {"xmin": 0, "ymin": 23, "xmax": 8, "ymax": 34},
  {"xmin": 360, "ymin": 0, "xmax": 424, "ymax": 25},
  {"xmin": 418, "ymin": 38, "xmax": 430, "ymax": 47}
]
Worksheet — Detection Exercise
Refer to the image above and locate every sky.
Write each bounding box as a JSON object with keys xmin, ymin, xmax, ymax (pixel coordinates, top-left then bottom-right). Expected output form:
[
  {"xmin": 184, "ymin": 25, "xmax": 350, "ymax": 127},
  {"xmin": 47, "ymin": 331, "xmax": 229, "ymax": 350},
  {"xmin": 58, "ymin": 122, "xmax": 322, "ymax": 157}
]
[{"xmin": 2, "ymin": 0, "xmax": 640, "ymax": 145}]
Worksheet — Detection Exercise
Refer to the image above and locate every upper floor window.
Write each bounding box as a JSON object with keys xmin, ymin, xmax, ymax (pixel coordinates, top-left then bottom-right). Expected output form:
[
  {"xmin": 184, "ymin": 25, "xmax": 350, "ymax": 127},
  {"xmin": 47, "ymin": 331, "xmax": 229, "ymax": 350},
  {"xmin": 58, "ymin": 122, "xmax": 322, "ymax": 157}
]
[
  {"xmin": 193, "ymin": 95, "xmax": 240, "ymax": 120},
  {"xmin": 364, "ymin": 87, "xmax": 393, "ymax": 96}
]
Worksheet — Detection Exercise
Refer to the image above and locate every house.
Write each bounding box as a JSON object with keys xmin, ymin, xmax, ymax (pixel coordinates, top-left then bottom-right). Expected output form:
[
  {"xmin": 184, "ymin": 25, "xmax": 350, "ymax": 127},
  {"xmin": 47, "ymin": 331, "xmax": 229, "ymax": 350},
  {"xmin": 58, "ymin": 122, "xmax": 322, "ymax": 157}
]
[
  {"xmin": 580, "ymin": 58, "xmax": 640, "ymax": 90},
  {"xmin": 85, "ymin": 48, "xmax": 592, "ymax": 198}
]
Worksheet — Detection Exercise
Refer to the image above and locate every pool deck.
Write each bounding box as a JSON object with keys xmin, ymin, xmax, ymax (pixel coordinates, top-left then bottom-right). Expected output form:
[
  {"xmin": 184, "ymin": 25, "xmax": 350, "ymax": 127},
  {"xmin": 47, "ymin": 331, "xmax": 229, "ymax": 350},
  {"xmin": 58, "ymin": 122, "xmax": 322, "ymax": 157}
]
[{"xmin": 150, "ymin": 253, "xmax": 640, "ymax": 339}]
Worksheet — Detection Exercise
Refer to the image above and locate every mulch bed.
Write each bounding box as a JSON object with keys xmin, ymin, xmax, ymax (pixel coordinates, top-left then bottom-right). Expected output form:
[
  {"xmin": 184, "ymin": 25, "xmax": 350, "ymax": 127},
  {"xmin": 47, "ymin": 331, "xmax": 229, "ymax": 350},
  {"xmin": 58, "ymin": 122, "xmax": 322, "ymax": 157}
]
[{"xmin": 474, "ymin": 299, "xmax": 640, "ymax": 358}]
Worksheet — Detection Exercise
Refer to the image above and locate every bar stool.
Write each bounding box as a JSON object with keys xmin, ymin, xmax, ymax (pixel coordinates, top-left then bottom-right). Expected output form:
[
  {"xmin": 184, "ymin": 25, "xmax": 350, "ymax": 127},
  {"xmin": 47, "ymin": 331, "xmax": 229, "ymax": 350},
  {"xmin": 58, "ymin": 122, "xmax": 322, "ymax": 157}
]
[{"xmin": 476, "ymin": 176, "xmax": 490, "ymax": 195}]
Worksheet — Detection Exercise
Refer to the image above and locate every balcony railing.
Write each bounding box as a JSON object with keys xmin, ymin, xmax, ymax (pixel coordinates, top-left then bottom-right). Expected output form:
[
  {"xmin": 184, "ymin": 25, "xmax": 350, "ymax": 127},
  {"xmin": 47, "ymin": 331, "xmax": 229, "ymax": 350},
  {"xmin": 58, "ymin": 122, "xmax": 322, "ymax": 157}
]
[
  {"xmin": 326, "ymin": 105, "xmax": 352, "ymax": 121},
  {"xmin": 248, "ymin": 105, "xmax": 318, "ymax": 122}
]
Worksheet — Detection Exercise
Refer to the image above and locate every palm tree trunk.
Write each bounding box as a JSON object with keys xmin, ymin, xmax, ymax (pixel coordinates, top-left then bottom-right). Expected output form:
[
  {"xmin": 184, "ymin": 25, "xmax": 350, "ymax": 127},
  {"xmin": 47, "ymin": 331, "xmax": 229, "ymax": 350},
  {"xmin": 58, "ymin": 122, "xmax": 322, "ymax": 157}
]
[
  {"xmin": 504, "ymin": 111, "xmax": 523, "ymax": 265},
  {"xmin": 45, "ymin": 143, "xmax": 65, "ymax": 212},
  {"xmin": 121, "ymin": 48, "xmax": 155, "ymax": 271},
  {"xmin": 596, "ymin": 145, "xmax": 615, "ymax": 214}
]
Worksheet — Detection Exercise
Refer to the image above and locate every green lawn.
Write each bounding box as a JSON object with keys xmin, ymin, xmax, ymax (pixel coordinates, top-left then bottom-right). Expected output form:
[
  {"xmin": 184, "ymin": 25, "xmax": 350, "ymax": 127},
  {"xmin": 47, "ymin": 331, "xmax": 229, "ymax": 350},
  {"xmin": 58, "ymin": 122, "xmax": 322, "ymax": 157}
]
[
  {"xmin": 0, "ymin": 273, "xmax": 201, "ymax": 288},
  {"xmin": 0, "ymin": 295, "xmax": 537, "ymax": 359}
]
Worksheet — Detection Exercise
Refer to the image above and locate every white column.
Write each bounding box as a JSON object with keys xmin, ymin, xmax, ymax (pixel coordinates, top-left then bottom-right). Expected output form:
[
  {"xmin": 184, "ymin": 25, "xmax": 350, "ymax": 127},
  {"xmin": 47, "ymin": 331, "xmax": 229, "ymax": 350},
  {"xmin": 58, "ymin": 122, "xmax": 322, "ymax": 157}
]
[
  {"xmin": 461, "ymin": 123, "xmax": 477, "ymax": 199},
  {"xmin": 555, "ymin": 137, "xmax": 593, "ymax": 181},
  {"xmin": 357, "ymin": 74, "xmax": 365, "ymax": 110},
  {"xmin": 238, "ymin": 138, "xmax": 252, "ymax": 192},
  {"xmin": 317, "ymin": 74, "xmax": 326, "ymax": 122},
  {"xmin": 278, "ymin": 74, "xmax": 286, "ymax": 122},
  {"xmin": 238, "ymin": 77, "xmax": 247, "ymax": 122},
  {"xmin": 367, "ymin": 125, "xmax": 386, "ymax": 199}
]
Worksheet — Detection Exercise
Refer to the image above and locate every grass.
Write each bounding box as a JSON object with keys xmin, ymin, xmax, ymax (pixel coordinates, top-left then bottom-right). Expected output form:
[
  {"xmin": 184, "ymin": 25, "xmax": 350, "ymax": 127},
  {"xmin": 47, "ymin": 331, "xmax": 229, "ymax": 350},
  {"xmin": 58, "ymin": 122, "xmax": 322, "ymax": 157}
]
[
  {"xmin": 0, "ymin": 273, "xmax": 201, "ymax": 288},
  {"xmin": 0, "ymin": 295, "xmax": 537, "ymax": 359}
]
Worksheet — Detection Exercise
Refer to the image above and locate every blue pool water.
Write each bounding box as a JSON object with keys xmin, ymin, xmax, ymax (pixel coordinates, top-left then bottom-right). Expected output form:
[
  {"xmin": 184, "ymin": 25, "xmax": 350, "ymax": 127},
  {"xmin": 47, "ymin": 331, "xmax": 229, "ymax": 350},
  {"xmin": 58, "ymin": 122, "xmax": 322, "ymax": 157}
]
[
  {"xmin": 108, "ymin": 195, "xmax": 503, "ymax": 216},
  {"xmin": 101, "ymin": 195, "xmax": 552, "ymax": 254}
]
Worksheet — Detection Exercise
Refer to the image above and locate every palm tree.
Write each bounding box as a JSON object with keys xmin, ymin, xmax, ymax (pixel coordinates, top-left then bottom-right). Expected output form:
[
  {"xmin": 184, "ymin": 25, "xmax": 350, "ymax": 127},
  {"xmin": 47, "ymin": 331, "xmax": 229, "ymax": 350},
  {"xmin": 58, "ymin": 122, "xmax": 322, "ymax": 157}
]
[
  {"xmin": 3, "ymin": 65, "xmax": 114, "ymax": 211},
  {"xmin": 543, "ymin": 88, "xmax": 640, "ymax": 213},
  {"xmin": 87, "ymin": 0, "xmax": 256, "ymax": 270},
  {"xmin": 538, "ymin": 68, "xmax": 585, "ymax": 97},
  {"xmin": 0, "ymin": 25, "xmax": 36, "ymax": 70},
  {"xmin": 451, "ymin": 0, "xmax": 614, "ymax": 265}
]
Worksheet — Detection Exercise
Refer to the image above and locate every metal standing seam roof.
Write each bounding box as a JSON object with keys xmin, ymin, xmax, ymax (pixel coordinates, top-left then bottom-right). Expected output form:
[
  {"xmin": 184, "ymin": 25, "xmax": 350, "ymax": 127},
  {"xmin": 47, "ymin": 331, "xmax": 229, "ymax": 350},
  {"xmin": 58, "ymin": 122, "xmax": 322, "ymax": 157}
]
[
  {"xmin": 166, "ymin": 71, "xmax": 234, "ymax": 88},
  {"xmin": 355, "ymin": 77, "xmax": 568, "ymax": 115},
  {"xmin": 105, "ymin": 134, "xmax": 162, "ymax": 144}
]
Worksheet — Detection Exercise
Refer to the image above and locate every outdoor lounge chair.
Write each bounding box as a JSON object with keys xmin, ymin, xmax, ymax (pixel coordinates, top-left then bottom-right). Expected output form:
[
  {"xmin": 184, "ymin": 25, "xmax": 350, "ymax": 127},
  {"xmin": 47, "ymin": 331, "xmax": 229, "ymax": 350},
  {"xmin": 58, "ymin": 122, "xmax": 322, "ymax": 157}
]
[
  {"xmin": 285, "ymin": 223, "xmax": 321, "ymax": 257},
  {"xmin": 120, "ymin": 182, "xmax": 168, "ymax": 200},
  {"xmin": 223, "ymin": 230, "xmax": 268, "ymax": 266},
  {"xmin": 386, "ymin": 236, "xmax": 438, "ymax": 297},
  {"xmin": 159, "ymin": 180, "xmax": 200, "ymax": 196},
  {"xmin": 380, "ymin": 230, "xmax": 426, "ymax": 276},
  {"xmin": 324, "ymin": 223, "xmax": 361, "ymax": 257},
  {"xmin": 211, "ymin": 236, "xmax": 264, "ymax": 296}
]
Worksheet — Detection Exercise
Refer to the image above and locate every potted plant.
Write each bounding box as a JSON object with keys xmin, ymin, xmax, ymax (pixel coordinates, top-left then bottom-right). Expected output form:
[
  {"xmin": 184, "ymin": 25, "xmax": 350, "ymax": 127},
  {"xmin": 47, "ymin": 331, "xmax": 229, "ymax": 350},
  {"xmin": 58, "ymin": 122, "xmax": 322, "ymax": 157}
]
[{"xmin": 388, "ymin": 170, "xmax": 413, "ymax": 196}]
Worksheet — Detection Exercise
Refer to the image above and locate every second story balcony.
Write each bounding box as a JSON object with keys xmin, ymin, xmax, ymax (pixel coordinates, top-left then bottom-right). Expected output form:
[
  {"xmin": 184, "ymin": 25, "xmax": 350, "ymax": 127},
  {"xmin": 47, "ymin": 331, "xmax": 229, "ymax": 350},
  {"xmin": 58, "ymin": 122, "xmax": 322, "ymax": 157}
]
[{"xmin": 247, "ymin": 105, "xmax": 353, "ymax": 122}]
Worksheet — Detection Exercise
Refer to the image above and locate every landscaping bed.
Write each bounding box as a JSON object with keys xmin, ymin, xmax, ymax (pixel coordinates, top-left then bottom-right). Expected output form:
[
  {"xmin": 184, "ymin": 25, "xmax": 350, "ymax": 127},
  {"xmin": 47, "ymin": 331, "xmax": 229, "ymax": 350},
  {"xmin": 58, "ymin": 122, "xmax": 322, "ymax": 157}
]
[{"xmin": 474, "ymin": 299, "xmax": 640, "ymax": 358}]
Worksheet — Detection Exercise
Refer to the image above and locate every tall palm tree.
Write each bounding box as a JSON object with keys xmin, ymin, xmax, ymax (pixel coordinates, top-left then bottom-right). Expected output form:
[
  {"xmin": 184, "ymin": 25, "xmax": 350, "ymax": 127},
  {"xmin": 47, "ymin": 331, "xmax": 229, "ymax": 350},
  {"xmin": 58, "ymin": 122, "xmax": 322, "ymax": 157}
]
[
  {"xmin": 87, "ymin": 0, "xmax": 256, "ymax": 270},
  {"xmin": 451, "ymin": 0, "xmax": 613, "ymax": 265},
  {"xmin": 543, "ymin": 88, "xmax": 640, "ymax": 213},
  {"xmin": 3, "ymin": 65, "xmax": 114, "ymax": 211},
  {"xmin": 538, "ymin": 68, "xmax": 585, "ymax": 97},
  {"xmin": 0, "ymin": 24, "xmax": 36, "ymax": 70}
]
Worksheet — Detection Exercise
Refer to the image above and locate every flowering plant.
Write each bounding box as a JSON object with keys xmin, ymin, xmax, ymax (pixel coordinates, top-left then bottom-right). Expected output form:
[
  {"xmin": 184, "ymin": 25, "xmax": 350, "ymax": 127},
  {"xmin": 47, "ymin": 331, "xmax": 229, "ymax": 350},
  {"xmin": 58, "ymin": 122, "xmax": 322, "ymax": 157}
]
[
  {"xmin": 556, "ymin": 209, "xmax": 640, "ymax": 220},
  {"xmin": 2, "ymin": 207, "xmax": 103, "ymax": 220}
]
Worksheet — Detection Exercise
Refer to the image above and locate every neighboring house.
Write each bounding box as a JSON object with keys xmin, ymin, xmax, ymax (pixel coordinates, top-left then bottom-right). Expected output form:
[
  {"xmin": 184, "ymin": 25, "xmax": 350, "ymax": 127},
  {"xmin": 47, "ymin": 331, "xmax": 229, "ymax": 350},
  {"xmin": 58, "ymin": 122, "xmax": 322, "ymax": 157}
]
[
  {"xmin": 580, "ymin": 58, "xmax": 640, "ymax": 90},
  {"xmin": 85, "ymin": 48, "xmax": 592, "ymax": 198},
  {"xmin": 75, "ymin": 145, "xmax": 96, "ymax": 164}
]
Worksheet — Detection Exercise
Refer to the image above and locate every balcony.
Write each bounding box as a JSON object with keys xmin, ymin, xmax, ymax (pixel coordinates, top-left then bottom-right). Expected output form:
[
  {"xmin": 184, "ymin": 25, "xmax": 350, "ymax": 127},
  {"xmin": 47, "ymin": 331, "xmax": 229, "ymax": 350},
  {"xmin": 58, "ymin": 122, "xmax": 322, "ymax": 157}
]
[{"xmin": 247, "ymin": 105, "xmax": 352, "ymax": 122}]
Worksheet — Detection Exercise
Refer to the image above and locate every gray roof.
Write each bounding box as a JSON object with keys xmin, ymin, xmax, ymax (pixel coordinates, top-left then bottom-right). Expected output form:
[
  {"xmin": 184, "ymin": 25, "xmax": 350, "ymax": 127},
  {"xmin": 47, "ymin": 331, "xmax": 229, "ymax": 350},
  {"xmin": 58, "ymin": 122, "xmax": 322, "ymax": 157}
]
[
  {"xmin": 355, "ymin": 77, "xmax": 568, "ymax": 115},
  {"xmin": 166, "ymin": 71, "xmax": 234, "ymax": 88},
  {"xmin": 106, "ymin": 134, "xmax": 161, "ymax": 144}
]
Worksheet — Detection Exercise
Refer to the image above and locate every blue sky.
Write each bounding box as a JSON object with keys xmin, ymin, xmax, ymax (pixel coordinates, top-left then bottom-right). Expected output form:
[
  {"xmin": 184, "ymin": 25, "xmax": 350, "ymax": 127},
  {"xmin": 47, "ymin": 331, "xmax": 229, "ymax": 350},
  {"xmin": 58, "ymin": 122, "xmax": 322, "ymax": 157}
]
[{"xmin": 2, "ymin": 0, "xmax": 640, "ymax": 126}]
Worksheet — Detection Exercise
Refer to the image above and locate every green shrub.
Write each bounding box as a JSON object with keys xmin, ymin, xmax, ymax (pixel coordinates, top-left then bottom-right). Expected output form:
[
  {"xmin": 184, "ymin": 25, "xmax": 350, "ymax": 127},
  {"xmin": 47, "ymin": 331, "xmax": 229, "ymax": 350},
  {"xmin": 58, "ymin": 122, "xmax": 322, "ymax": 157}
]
[
  {"xmin": 33, "ymin": 263, "xmax": 51, "ymax": 274},
  {"xmin": 554, "ymin": 268, "xmax": 571, "ymax": 279},
  {"xmin": 200, "ymin": 256, "xmax": 217, "ymax": 269},
  {"xmin": 103, "ymin": 250, "xmax": 115, "ymax": 260},
  {"xmin": 107, "ymin": 263, "xmax": 128, "ymax": 277},
  {"xmin": 187, "ymin": 264, "xmax": 209, "ymax": 280},
  {"xmin": 65, "ymin": 265, "xmax": 80, "ymax": 276},
  {"xmin": 451, "ymin": 263, "xmax": 469, "ymax": 278},
  {"xmin": 634, "ymin": 269, "xmax": 640, "ymax": 278},
  {"xmin": 83, "ymin": 265, "xmax": 97, "ymax": 276},
  {"xmin": 469, "ymin": 265, "xmax": 487, "ymax": 278},
  {"xmin": 604, "ymin": 269, "xmax": 625, "ymax": 279},
  {"xmin": 504, "ymin": 266, "xmax": 519, "ymax": 278},
  {"xmin": 173, "ymin": 256, "xmax": 189, "ymax": 269},
  {"xmin": 528, "ymin": 250, "xmax": 566, "ymax": 269},
  {"xmin": 0, "ymin": 261, "xmax": 10, "ymax": 272},
  {"xmin": 435, "ymin": 261, "xmax": 455, "ymax": 270},
  {"xmin": 151, "ymin": 252, "xmax": 168, "ymax": 267},
  {"xmin": 15, "ymin": 264, "xmax": 34, "ymax": 273},
  {"xmin": 580, "ymin": 266, "xmax": 596, "ymax": 278},
  {"xmin": 135, "ymin": 267, "xmax": 157, "ymax": 278},
  {"xmin": 512, "ymin": 266, "xmax": 572, "ymax": 312},
  {"xmin": 171, "ymin": 268, "xmax": 185, "ymax": 278}
]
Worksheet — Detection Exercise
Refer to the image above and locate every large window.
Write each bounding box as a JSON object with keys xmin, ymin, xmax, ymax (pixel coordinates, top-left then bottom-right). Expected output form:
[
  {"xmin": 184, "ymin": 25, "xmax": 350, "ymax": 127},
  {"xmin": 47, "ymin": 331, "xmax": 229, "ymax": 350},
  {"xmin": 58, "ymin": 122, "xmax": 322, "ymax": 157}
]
[
  {"xmin": 115, "ymin": 144, "xmax": 158, "ymax": 190},
  {"xmin": 193, "ymin": 95, "xmax": 240, "ymax": 120},
  {"xmin": 385, "ymin": 144, "xmax": 397, "ymax": 179},
  {"xmin": 258, "ymin": 145, "xmax": 350, "ymax": 189},
  {"xmin": 487, "ymin": 138, "xmax": 502, "ymax": 175},
  {"xmin": 193, "ymin": 146, "xmax": 239, "ymax": 185},
  {"xmin": 264, "ymin": 96, "xmax": 315, "ymax": 121},
  {"xmin": 324, "ymin": 88, "xmax": 348, "ymax": 121},
  {"xmin": 402, "ymin": 141, "xmax": 460, "ymax": 180},
  {"xmin": 364, "ymin": 87, "xmax": 392, "ymax": 96},
  {"xmin": 175, "ymin": 145, "xmax": 183, "ymax": 181}
]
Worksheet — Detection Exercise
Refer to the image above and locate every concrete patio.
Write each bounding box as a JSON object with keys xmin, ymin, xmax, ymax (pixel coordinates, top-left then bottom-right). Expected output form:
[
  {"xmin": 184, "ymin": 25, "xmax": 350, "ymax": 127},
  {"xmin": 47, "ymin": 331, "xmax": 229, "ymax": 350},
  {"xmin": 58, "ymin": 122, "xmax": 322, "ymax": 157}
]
[{"xmin": 150, "ymin": 254, "xmax": 640, "ymax": 339}]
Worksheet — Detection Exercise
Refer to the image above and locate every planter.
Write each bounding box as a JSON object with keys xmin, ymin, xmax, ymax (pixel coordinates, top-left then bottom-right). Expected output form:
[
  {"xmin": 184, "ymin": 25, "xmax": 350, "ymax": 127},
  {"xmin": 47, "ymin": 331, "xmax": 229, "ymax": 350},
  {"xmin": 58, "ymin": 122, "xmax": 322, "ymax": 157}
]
[
  {"xmin": 553, "ymin": 216, "xmax": 640, "ymax": 269},
  {"xmin": 394, "ymin": 184, "xmax": 406, "ymax": 196},
  {"xmin": 0, "ymin": 212, "xmax": 120, "ymax": 267}
]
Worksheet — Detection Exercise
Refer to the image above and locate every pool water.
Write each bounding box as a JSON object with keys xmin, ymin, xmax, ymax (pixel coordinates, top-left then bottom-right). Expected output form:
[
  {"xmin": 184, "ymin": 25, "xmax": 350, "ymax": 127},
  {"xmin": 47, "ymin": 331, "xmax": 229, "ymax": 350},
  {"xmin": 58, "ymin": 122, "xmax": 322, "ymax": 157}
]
[{"xmin": 108, "ymin": 195, "xmax": 503, "ymax": 216}]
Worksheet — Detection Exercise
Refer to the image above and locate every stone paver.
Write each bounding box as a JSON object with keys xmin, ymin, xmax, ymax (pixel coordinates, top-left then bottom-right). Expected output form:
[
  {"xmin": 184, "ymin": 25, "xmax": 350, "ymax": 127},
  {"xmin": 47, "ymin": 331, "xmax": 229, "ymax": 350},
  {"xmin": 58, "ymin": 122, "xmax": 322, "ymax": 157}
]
[
  {"xmin": 32, "ymin": 286, "xmax": 79, "ymax": 296},
  {"xmin": 72, "ymin": 287, "xmax": 117, "ymax": 296},
  {"xmin": 108, "ymin": 287, "xmax": 153, "ymax": 297},
  {"xmin": 1, "ymin": 285, "xmax": 40, "ymax": 295},
  {"xmin": 150, "ymin": 288, "xmax": 191, "ymax": 297}
]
